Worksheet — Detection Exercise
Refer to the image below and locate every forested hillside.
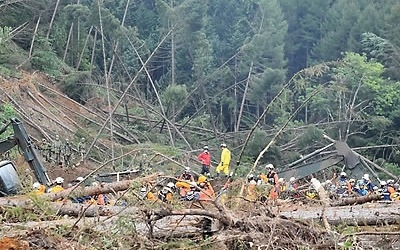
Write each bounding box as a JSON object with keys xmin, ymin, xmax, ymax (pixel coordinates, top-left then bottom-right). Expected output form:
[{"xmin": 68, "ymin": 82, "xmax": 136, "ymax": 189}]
[{"xmin": 1, "ymin": 0, "xmax": 400, "ymax": 172}]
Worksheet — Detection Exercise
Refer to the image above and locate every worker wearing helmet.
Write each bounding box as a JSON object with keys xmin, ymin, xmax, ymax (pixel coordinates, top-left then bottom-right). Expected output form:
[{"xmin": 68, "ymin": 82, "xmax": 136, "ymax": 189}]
[
  {"xmin": 49, "ymin": 177, "xmax": 64, "ymax": 193},
  {"xmin": 198, "ymin": 146, "xmax": 211, "ymax": 176},
  {"xmin": 158, "ymin": 184, "xmax": 174, "ymax": 203},
  {"xmin": 216, "ymin": 143, "xmax": 231, "ymax": 178},
  {"xmin": 30, "ymin": 182, "xmax": 46, "ymax": 195},
  {"xmin": 361, "ymin": 174, "xmax": 374, "ymax": 193},
  {"xmin": 264, "ymin": 164, "xmax": 279, "ymax": 199},
  {"xmin": 197, "ymin": 175, "xmax": 215, "ymax": 202},
  {"xmin": 336, "ymin": 172, "xmax": 351, "ymax": 197},
  {"xmin": 246, "ymin": 174, "xmax": 258, "ymax": 201},
  {"xmin": 288, "ymin": 177, "xmax": 298, "ymax": 192},
  {"xmin": 176, "ymin": 167, "xmax": 195, "ymax": 197}
]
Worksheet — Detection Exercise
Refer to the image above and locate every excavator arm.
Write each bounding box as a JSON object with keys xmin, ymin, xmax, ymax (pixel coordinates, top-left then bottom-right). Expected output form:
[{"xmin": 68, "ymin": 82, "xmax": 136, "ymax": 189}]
[{"xmin": 0, "ymin": 118, "xmax": 51, "ymax": 187}]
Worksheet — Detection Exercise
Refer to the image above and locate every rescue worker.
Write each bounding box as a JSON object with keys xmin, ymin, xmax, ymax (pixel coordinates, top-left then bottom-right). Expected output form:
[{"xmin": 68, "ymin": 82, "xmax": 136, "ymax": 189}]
[
  {"xmin": 198, "ymin": 146, "xmax": 211, "ymax": 176},
  {"xmin": 348, "ymin": 178, "xmax": 357, "ymax": 195},
  {"xmin": 391, "ymin": 183, "xmax": 400, "ymax": 201},
  {"xmin": 246, "ymin": 174, "xmax": 258, "ymax": 201},
  {"xmin": 216, "ymin": 143, "xmax": 231, "ymax": 178},
  {"xmin": 30, "ymin": 182, "xmax": 46, "ymax": 195},
  {"xmin": 197, "ymin": 175, "xmax": 215, "ymax": 202},
  {"xmin": 336, "ymin": 172, "xmax": 351, "ymax": 197},
  {"xmin": 362, "ymin": 174, "xmax": 374, "ymax": 193},
  {"xmin": 51, "ymin": 135, "xmax": 62, "ymax": 165},
  {"xmin": 61, "ymin": 139, "xmax": 73, "ymax": 167},
  {"xmin": 158, "ymin": 183, "xmax": 174, "ymax": 203},
  {"xmin": 381, "ymin": 181, "xmax": 391, "ymax": 201},
  {"xmin": 176, "ymin": 168, "xmax": 194, "ymax": 197},
  {"xmin": 89, "ymin": 182, "xmax": 107, "ymax": 205},
  {"xmin": 288, "ymin": 177, "xmax": 298, "ymax": 191},
  {"xmin": 265, "ymin": 164, "xmax": 279, "ymax": 199},
  {"xmin": 278, "ymin": 178, "xmax": 286, "ymax": 192},
  {"xmin": 179, "ymin": 167, "xmax": 195, "ymax": 182},
  {"xmin": 139, "ymin": 186, "xmax": 157, "ymax": 201},
  {"xmin": 49, "ymin": 177, "xmax": 64, "ymax": 193},
  {"xmin": 40, "ymin": 138, "xmax": 51, "ymax": 162},
  {"xmin": 77, "ymin": 137, "xmax": 86, "ymax": 163},
  {"xmin": 387, "ymin": 180, "xmax": 396, "ymax": 200}
]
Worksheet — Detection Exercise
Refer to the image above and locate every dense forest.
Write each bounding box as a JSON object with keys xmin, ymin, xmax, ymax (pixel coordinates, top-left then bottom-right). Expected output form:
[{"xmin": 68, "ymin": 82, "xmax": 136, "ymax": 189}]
[{"xmin": 1, "ymin": 0, "xmax": 400, "ymax": 173}]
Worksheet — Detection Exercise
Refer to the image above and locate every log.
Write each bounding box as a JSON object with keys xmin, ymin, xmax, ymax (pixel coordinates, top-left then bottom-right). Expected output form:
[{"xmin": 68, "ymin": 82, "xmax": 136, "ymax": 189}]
[
  {"xmin": 311, "ymin": 178, "xmax": 331, "ymax": 230},
  {"xmin": 280, "ymin": 202, "xmax": 400, "ymax": 226},
  {"xmin": 331, "ymin": 194, "xmax": 382, "ymax": 206}
]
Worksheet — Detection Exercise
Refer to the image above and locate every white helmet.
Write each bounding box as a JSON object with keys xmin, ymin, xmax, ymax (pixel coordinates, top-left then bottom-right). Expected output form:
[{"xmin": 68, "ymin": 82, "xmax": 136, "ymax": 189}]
[
  {"xmin": 203, "ymin": 146, "xmax": 209, "ymax": 150},
  {"xmin": 380, "ymin": 180, "xmax": 387, "ymax": 186},
  {"xmin": 140, "ymin": 187, "xmax": 147, "ymax": 192},
  {"xmin": 76, "ymin": 177, "xmax": 84, "ymax": 182},
  {"xmin": 340, "ymin": 172, "xmax": 346, "ymax": 177},
  {"xmin": 33, "ymin": 182, "xmax": 41, "ymax": 189},
  {"xmin": 387, "ymin": 179, "xmax": 395, "ymax": 184},
  {"xmin": 363, "ymin": 174, "xmax": 370, "ymax": 181},
  {"xmin": 278, "ymin": 178, "xmax": 285, "ymax": 183},
  {"xmin": 289, "ymin": 177, "xmax": 295, "ymax": 182},
  {"xmin": 167, "ymin": 182, "xmax": 175, "ymax": 188},
  {"xmin": 55, "ymin": 177, "xmax": 64, "ymax": 184},
  {"xmin": 266, "ymin": 164, "xmax": 274, "ymax": 170},
  {"xmin": 92, "ymin": 182, "xmax": 99, "ymax": 186},
  {"xmin": 184, "ymin": 167, "xmax": 190, "ymax": 172},
  {"xmin": 220, "ymin": 143, "xmax": 227, "ymax": 147}
]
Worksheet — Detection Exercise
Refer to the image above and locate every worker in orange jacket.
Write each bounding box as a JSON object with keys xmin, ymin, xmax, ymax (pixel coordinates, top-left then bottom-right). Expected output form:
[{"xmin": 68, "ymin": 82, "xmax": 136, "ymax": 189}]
[{"xmin": 265, "ymin": 164, "xmax": 279, "ymax": 199}]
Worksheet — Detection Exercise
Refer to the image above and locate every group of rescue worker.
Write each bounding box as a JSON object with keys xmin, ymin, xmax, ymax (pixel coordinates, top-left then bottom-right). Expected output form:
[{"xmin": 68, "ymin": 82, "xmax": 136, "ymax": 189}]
[
  {"xmin": 243, "ymin": 165, "xmax": 400, "ymax": 202},
  {"xmin": 139, "ymin": 167, "xmax": 216, "ymax": 203},
  {"xmin": 30, "ymin": 176, "xmax": 108, "ymax": 205},
  {"xmin": 197, "ymin": 143, "xmax": 231, "ymax": 178},
  {"xmin": 319, "ymin": 171, "xmax": 400, "ymax": 201},
  {"xmin": 39, "ymin": 136, "xmax": 86, "ymax": 167}
]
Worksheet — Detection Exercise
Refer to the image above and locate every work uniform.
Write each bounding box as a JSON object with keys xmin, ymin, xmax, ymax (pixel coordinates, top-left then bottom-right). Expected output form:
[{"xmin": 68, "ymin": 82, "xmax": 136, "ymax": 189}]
[
  {"xmin": 198, "ymin": 150, "xmax": 211, "ymax": 175},
  {"xmin": 216, "ymin": 147, "xmax": 231, "ymax": 176}
]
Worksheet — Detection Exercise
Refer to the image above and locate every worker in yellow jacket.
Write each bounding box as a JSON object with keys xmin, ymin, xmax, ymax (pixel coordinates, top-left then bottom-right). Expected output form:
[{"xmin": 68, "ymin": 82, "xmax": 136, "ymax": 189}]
[{"xmin": 216, "ymin": 143, "xmax": 231, "ymax": 177}]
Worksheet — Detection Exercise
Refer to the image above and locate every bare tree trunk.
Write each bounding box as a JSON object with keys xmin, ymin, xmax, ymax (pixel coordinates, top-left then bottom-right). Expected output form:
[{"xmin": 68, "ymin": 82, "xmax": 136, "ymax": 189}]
[
  {"xmin": 28, "ymin": 16, "xmax": 41, "ymax": 58},
  {"xmin": 236, "ymin": 62, "xmax": 252, "ymax": 132},
  {"xmin": 46, "ymin": 0, "xmax": 61, "ymax": 39},
  {"xmin": 90, "ymin": 30, "xmax": 97, "ymax": 76},
  {"xmin": 63, "ymin": 23, "xmax": 74, "ymax": 62},
  {"xmin": 97, "ymin": 0, "xmax": 115, "ymax": 169},
  {"xmin": 76, "ymin": 26, "xmax": 93, "ymax": 70}
]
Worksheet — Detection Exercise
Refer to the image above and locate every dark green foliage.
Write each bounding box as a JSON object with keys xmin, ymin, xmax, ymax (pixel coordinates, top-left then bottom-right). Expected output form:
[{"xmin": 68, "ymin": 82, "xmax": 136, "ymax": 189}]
[{"xmin": 59, "ymin": 71, "xmax": 92, "ymax": 102}]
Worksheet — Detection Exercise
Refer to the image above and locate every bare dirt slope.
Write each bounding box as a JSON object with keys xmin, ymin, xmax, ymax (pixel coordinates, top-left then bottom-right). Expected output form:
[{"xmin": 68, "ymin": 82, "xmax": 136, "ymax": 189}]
[{"xmin": 0, "ymin": 72, "xmax": 105, "ymax": 183}]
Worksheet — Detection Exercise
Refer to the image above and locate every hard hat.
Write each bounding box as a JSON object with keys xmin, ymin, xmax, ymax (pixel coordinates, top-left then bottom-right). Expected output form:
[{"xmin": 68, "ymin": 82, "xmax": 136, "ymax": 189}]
[
  {"xmin": 140, "ymin": 187, "xmax": 147, "ymax": 192},
  {"xmin": 55, "ymin": 177, "xmax": 64, "ymax": 184},
  {"xmin": 198, "ymin": 175, "xmax": 207, "ymax": 183},
  {"xmin": 203, "ymin": 146, "xmax": 209, "ymax": 150},
  {"xmin": 278, "ymin": 178, "xmax": 284, "ymax": 183},
  {"xmin": 387, "ymin": 179, "xmax": 395, "ymax": 184},
  {"xmin": 76, "ymin": 177, "xmax": 84, "ymax": 182},
  {"xmin": 380, "ymin": 180, "xmax": 387, "ymax": 186},
  {"xmin": 289, "ymin": 177, "xmax": 295, "ymax": 182},
  {"xmin": 167, "ymin": 182, "xmax": 175, "ymax": 188},
  {"xmin": 42, "ymin": 138, "xmax": 46, "ymax": 142},
  {"xmin": 349, "ymin": 179, "xmax": 355, "ymax": 183},
  {"xmin": 33, "ymin": 182, "xmax": 41, "ymax": 189},
  {"xmin": 92, "ymin": 182, "xmax": 99, "ymax": 186},
  {"xmin": 373, "ymin": 186, "xmax": 379, "ymax": 190},
  {"xmin": 248, "ymin": 174, "xmax": 254, "ymax": 180},
  {"xmin": 266, "ymin": 164, "xmax": 274, "ymax": 170},
  {"xmin": 184, "ymin": 167, "xmax": 190, "ymax": 172},
  {"xmin": 363, "ymin": 174, "xmax": 370, "ymax": 181},
  {"xmin": 81, "ymin": 137, "xmax": 85, "ymax": 141},
  {"xmin": 340, "ymin": 172, "xmax": 346, "ymax": 177},
  {"xmin": 220, "ymin": 143, "xmax": 227, "ymax": 147}
]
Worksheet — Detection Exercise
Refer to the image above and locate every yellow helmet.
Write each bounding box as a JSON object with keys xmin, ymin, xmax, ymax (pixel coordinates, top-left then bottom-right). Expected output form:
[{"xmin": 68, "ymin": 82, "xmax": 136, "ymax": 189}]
[{"xmin": 197, "ymin": 175, "xmax": 207, "ymax": 184}]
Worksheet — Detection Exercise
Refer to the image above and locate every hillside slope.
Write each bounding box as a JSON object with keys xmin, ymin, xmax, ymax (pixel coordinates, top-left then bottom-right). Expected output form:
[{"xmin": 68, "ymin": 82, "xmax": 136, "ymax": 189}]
[{"xmin": 0, "ymin": 72, "xmax": 111, "ymax": 183}]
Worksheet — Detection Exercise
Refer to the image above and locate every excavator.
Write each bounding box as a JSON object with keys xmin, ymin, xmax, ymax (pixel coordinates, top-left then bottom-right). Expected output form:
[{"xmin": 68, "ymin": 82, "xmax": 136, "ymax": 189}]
[{"xmin": 0, "ymin": 118, "xmax": 51, "ymax": 196}]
